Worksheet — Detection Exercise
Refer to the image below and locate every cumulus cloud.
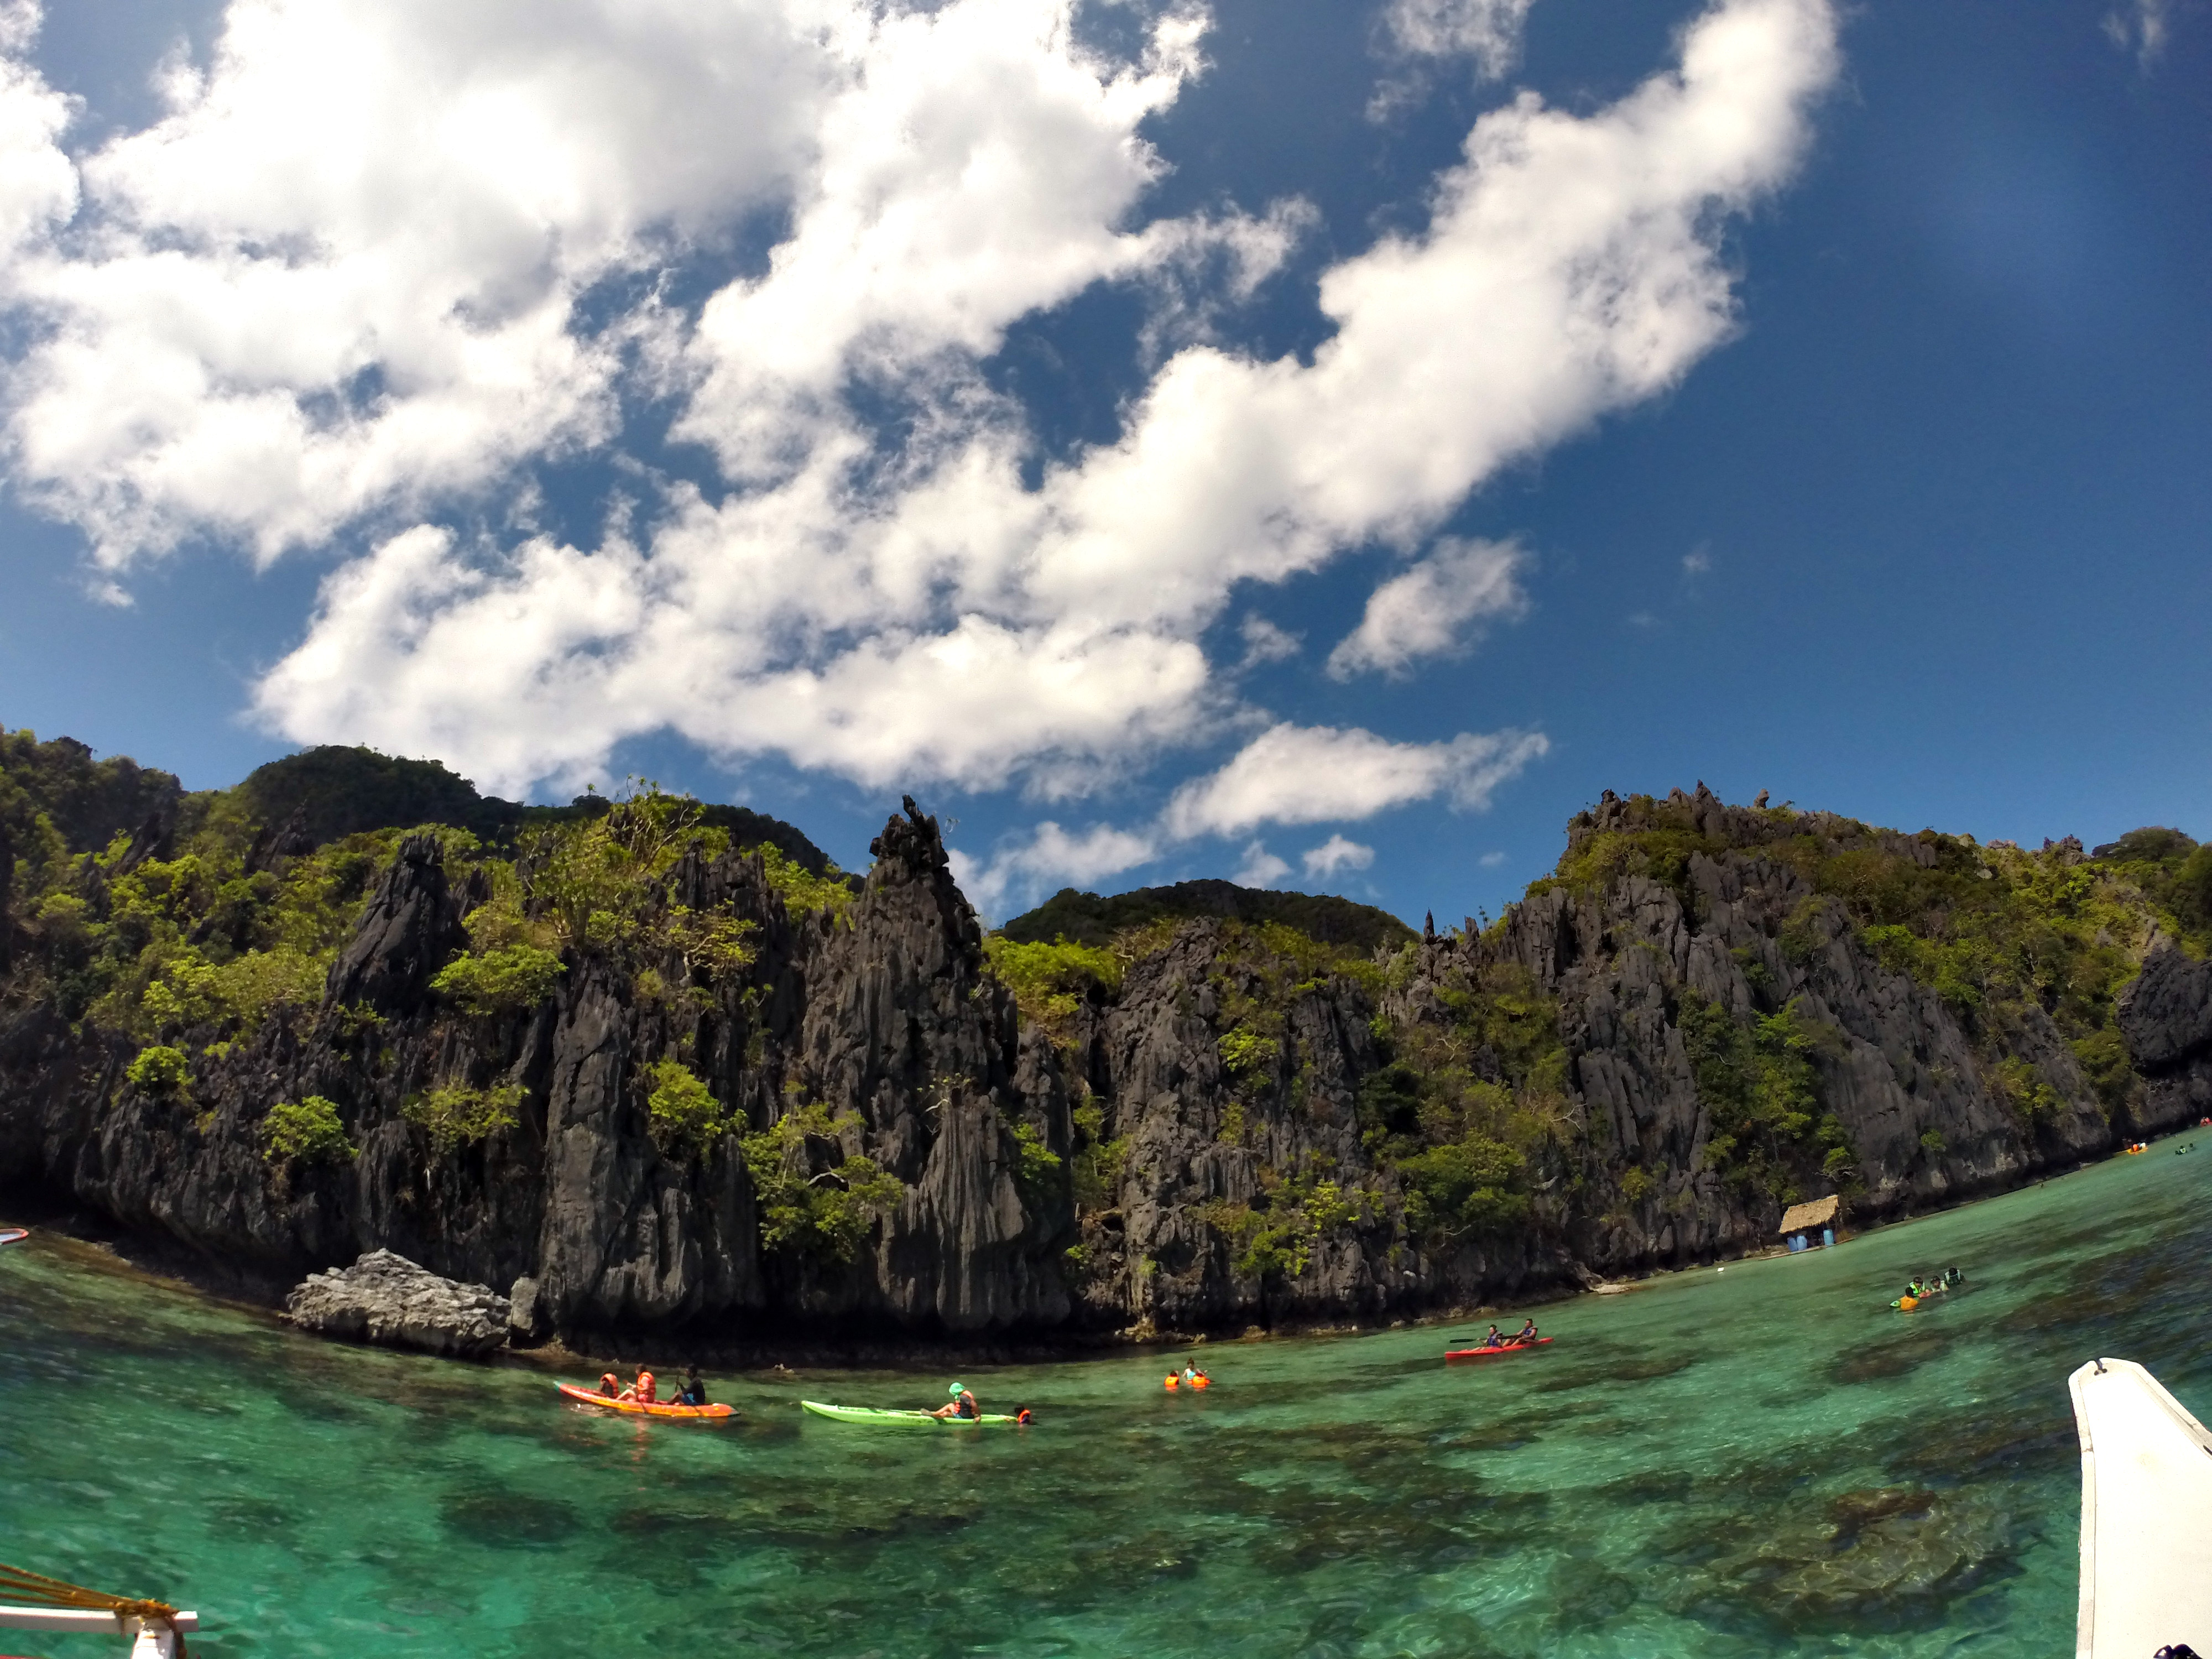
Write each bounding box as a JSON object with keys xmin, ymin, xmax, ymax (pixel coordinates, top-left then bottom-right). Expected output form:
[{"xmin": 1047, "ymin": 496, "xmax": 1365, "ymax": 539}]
[
  {"xmin": 952, "ymin": 720, "xmax": 1535, "ymax": 911},
  {"xmin": 1236, "ymin": 613, "xmax": 1302, "ymax": 668},
  {"xmin": 2, "ymin": 0, "xmax": 856, "ymax": 567},
  {"xmin": 0, "ymin": 5, "xmax": 72, "ymax": 259},
  {"xmin": 1233, "ymin": 841, "xmax": 1292, "ymax": 888},
  {"xmin": 1164, "ymin": 722, "xmax": 1549, "ymax": 839},
  {"xmin": 0, "ymin": 0, "xmax": 1840, "ymax": 812},
  {"xmin": 1326, "ymin": 537, "xmax": 1528, "ymax": 680},
  {"xmin": 1381, "ymin": 0, "xmax": 1538, "ymax": 79},
  {"xmin": 948, "ymin": 817, "xmax": 1159, "ymax": 919},
  {"xmin": 1303, "ymin": 834, "xmax": 1375, "ymax": 878}
]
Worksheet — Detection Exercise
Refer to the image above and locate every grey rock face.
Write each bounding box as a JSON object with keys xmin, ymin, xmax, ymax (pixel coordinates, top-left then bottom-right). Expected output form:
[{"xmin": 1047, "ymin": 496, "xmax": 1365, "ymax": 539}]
[
  {"xmin": 2118, "ymin": 946, "xmax": 2212, "ymax": 1128},
  {"xmin": 7, "ymin": 780, "xmax": 2209, "ymax": 1349},
  {"xmin": 1059, "ymin": 784, "xmax": 2141, "ymax": 1328},
  {"xmin": 1, "ymin": 797, "xmax": 1071, "ymax": 1347},
  {"xmin": 325, "ymin": 833, "xmax": 468, "ymax": 1014},
  {"xmin": 286, "ymin": 1249, "xmax": 511, "ymax": 1357}
]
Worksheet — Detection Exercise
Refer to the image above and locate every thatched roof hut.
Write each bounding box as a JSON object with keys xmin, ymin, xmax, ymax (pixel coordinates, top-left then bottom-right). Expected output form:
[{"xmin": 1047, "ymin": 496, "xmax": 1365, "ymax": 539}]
[{"xmin": 1777, "ymin": 1194, "xmax": 1840, "ymax": 1235}]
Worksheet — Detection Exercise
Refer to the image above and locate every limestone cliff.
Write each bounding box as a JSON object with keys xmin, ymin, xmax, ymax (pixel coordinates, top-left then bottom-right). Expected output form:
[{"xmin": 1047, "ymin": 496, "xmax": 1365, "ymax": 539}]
[{"xmin": 2, "ymin": 730, "xmax": 2207, "ymax": 1349}]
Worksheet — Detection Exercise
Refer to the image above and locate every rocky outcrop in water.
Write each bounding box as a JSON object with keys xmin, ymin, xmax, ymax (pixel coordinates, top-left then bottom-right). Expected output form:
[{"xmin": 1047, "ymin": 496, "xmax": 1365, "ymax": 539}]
[{"xmin": 286, "ymin": 1249, "xmax": 511, "ymax": 1357}]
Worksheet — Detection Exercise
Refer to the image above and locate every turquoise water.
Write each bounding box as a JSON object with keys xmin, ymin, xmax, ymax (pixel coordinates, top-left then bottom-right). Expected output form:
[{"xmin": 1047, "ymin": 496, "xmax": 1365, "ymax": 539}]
[{"xmin": 6, "ymin": 1136, "xmax": 2210, "ymax": 1658}]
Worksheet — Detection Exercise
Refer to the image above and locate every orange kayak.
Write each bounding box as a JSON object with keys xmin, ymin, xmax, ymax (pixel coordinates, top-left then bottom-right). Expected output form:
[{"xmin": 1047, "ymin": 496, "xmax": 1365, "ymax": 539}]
[{"xmin": 556, "ymin": 1381, "xmax": 734, "ymax": 1420}]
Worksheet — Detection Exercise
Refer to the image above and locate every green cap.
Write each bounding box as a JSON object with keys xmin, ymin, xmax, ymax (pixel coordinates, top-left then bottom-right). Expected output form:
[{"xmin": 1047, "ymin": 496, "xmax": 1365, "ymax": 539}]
[{"xmin": 949, "ymin": 1383, "xmax": 966, "ymax": 1397}]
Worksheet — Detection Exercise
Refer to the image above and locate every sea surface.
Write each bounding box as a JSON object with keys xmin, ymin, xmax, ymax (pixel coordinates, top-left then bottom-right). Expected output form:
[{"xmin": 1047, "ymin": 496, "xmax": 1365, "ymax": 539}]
[{"xmin": 5, "ymin": 1133, "xmax": 2210, "ymax": 1658}]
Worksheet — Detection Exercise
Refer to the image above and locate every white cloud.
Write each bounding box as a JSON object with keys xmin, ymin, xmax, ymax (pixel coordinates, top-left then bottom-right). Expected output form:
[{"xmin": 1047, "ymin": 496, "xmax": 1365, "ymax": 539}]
[
  {"xmin": 1682, "ymin": 545, "xmax": 1712, "ymax": 575},
  {"xmin": 0, "ymin": 6, "xmax": 72, "ymax": 259},
  {"xmin": 952, "ymin": 722, "xmax": 1528, "ymax": 912},
  {"xmin": 2104, "ymin": 0, "xmax": 2171, "ymax": 69},
  {"xmin": 1236, "ymin": 613, "xmax": 1302, "ymax": 668},
  {"xmin": 1164, "ymin": 722, "xmax": 1549, "ymax": 839},
  {"xmin": 1303, "ymin": 834, "xmax": 1375, "ymax": 878},
  {"xmin": 1478, "ymin": 849, "xmax": 1509, "ymax": 868},
  {"xmin": 948, "ymin": 817, "xmax": 1160, "ymax": 920},
  {"xmin": 0, "ymin": 0, "xmax": 1840, "ymax": 811},
  {"xmin": 674, "ymin": 1, "xmax": 1210, "ymax": 482},
  {"xmin": 1326, "ymin": 536, "xmax": 1528, "ymax": 680},
  {"xmin": 1233, "ymin": 841, "xmax": 1292, "ymax": 888},
  {"xmin": 1381, "ymin": 0, "xmax": 1538, "ymax": 79}
]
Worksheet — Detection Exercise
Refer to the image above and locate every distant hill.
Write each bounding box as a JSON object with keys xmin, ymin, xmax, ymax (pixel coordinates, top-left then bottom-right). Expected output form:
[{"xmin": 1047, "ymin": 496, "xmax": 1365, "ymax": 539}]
[
  {"xmin": 998, "ymin": 879, "xmax": 1417, "ymax": 953},
  {"xmin": 236, "ymin": 745, "xmax": 846, "ymax": 877}
]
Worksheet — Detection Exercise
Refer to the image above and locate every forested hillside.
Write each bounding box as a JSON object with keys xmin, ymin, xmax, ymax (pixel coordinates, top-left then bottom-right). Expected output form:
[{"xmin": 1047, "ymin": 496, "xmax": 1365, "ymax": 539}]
[{"xmin": 3, "ymin": 728, "xmax": 2206, "ymax": 1348}]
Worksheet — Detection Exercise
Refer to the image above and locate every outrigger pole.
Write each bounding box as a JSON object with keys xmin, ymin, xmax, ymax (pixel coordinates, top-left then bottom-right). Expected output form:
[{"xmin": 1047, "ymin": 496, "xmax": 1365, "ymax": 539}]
[{"xmin": 0, "ymin": 1562, "xmax": 199, "ymax": 1657}]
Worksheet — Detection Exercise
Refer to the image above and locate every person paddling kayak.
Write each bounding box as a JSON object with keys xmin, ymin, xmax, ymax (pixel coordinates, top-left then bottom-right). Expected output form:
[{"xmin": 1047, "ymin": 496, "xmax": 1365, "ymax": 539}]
[
  {"xmin": 930, "ymin": 1383, "xmax": 980, "ymax": 1421},
  {"xmin": 1511, "ymin": 1319, "xmax": 1538, "ymax": 1346}
]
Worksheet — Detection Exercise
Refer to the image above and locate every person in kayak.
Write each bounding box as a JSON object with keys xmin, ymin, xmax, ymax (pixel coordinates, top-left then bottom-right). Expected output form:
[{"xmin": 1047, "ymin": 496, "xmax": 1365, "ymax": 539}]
[
  {"xmin": 1481, "ymin": 1323, "xmax": 1507, "ymax": 1349},
  {"xmin": 1512, "ymin": 1319, "xmax": 1538, "ymax": 1345},
  {"xmin": 672, "ymin": 1366, "xmax": 708, "ymax": 1407},
  {"xmin": 598, "ymin": 1372, "xmax": 622, "ymax": 1398},
  {"xmin": 930, "ymin": 1383, "xmax": 980, "ymax": 1420}
]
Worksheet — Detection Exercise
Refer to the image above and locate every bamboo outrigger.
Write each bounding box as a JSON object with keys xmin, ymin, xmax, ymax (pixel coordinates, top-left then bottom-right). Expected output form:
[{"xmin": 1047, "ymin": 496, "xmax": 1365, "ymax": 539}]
[{"xmin": 0, "ymin": 1562, "xmax": 199, "ymax": 1656}]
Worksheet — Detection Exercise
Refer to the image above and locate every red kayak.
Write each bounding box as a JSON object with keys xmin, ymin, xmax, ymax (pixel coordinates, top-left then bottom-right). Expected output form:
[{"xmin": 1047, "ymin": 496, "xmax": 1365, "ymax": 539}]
[{"xmin": 1445, "ymin": 1337, "xmax": 1553, "ymax": 1361}]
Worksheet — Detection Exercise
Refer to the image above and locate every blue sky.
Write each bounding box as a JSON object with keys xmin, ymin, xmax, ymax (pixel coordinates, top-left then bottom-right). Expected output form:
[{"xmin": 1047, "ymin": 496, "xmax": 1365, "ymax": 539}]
[{"xmin": 0, "ymin": 0, "xmax": 2204, "ymax": 928}]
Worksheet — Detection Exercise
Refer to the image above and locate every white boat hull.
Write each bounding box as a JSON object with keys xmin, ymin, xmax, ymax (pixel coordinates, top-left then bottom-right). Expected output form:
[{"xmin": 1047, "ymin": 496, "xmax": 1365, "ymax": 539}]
[{"xmin": 2069, "ymin": 1357, "xmax": 2212, "ymax": 1658}]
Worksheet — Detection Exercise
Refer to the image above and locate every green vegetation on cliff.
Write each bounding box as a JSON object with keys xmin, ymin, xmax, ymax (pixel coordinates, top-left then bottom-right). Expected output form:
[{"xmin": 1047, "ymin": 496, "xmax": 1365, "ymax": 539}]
[
  {"xmin": 739, "ymin": 1104, "xmax": 905, "ymax": 1262},
  {"xmin": 0, "ymin": 730, "xmax": 837, "ymax": 1084},
  {"xmin": 1678, "ymin": 993, "xmax": 1850, "ymax": 1198},
  {"xmin": 1538, "ymin": 791, "xmax": 2204, "ymax": 1127},
  {"xmin": 1363, "ymin": 960, "xmax": 1572, "ymax": 1243},
  {"xmin": 981, "ymin": 936, "xmax": 1121, "ymax": 1043}
]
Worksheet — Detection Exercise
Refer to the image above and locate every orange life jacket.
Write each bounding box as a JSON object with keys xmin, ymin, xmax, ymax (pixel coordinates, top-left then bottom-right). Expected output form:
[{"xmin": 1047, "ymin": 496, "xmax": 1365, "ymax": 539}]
[
  {"xmin": 637, "ymin": 1370, "xmax": 656, "ymax": 1403},
  {"xmin": 599, "ymin": 1373, "xmax": 620, "ymax": 1397}
]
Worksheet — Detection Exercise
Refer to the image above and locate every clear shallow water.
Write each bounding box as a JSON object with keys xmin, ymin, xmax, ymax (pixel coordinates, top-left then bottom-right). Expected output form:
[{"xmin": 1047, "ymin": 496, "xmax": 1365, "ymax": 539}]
[{"xmin": 5, "ymin": 1136, "xmax": 2210, "ymax": 1659}]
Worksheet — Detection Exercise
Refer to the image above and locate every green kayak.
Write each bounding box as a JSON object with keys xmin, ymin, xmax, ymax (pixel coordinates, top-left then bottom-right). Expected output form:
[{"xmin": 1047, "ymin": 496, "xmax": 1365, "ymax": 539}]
[{"xmin": 801, "ymin": 1400, "xmax": 1024, "ymax": 1426}]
